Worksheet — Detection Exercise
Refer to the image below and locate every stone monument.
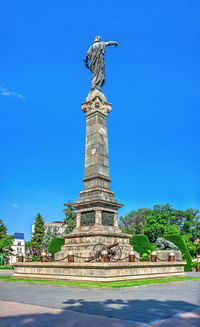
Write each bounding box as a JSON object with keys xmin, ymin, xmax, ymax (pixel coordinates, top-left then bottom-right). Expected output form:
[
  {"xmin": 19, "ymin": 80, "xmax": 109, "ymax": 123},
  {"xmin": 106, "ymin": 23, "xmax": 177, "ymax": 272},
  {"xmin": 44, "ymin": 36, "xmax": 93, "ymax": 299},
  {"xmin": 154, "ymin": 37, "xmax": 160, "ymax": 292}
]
[
  {"xmin": 13, "ymin": 37, "xmax": 186, "ymax": 281},
  {"xmin": 55, "ymin": 37, "xmax": 133, "ymax": 261}
]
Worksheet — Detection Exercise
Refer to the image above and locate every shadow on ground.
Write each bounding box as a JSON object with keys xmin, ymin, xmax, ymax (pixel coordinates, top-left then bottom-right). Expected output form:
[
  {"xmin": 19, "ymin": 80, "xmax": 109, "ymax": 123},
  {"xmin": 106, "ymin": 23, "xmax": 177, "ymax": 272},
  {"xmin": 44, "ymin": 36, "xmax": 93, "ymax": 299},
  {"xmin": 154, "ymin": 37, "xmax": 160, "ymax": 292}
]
[
  {"xmin": 62, "ymin": 298, "xmax": 200, "ymax": 323},
  {"xmin": 1, "ymin": 299, "xmax": 200, "ymax": 327}
]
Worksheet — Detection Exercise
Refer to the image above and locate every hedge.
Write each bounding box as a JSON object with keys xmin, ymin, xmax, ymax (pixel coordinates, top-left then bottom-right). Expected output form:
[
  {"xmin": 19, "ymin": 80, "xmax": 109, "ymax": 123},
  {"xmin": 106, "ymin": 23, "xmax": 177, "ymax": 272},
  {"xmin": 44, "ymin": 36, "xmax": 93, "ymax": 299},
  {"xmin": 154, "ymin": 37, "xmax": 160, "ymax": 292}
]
[
  {"xmin": 48, "ymin": 237, "xmax": 65, "ymax": 259},
  {"xmin": 131, "ymin": 234, "xmax": 151, "ymax": 256},
  {"xmin": 165, "ymin": 234, "xmax": 193, "ymax": 271}
]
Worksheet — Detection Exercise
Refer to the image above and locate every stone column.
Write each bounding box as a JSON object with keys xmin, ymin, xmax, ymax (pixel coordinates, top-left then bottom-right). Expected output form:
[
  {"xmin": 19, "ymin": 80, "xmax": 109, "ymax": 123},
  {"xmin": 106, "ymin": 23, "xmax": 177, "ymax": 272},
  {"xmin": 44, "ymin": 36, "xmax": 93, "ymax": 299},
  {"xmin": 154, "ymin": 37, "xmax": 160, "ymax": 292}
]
[
  {"xmin": 114, "ymin": 212, "xmax": 119, "ymax": 228},
  {"xmin": 75, "ymin": 212, "xmax": 81, "ymax": 230},
  {"xmin": 71, "ymin": 89, "xmax": 123, "ymax": 234},
  {"xmin": 95, "ymin": 210, "xmax": 102, "ymax": 226}
]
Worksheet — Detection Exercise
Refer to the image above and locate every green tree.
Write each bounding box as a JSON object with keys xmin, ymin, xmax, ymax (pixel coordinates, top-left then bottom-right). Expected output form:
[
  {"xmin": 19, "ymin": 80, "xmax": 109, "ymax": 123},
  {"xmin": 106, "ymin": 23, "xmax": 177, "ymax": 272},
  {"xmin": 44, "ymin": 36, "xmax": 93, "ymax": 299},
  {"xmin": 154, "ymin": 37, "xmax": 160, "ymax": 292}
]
[
  {"xmin": 42, "ymin": 227, "xmax": 58, "ymax": 250},
  {"xmin": 119, "ymin": 208, "xmax": 149, "ymax": 235},
  {"xmin": 0, "ymin": 235, "xmax": 14, "ymax": 258},
  {"xmin": 31, "ymin": 213, "xmax": 45, "ymax": 250},
  {"xmin": 63, "ymin": 202, "xmax": 76, "ymax": 234},
  {"xmin": 0, "ymin": 219, "xmax": 7, "ymax": 240},
  {"xmin": 144, "ymin": 204, "xmax": 181, "ymax": 242}
]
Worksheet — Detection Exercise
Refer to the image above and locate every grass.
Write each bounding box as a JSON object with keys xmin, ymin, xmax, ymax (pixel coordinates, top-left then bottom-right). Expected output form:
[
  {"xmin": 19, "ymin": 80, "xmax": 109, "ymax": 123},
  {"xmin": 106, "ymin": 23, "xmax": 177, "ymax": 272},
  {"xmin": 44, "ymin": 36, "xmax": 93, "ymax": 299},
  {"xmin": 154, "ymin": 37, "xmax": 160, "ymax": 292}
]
[{"xmin": 0, "ymin": 276, "xmax": 199, "ymax": 288}]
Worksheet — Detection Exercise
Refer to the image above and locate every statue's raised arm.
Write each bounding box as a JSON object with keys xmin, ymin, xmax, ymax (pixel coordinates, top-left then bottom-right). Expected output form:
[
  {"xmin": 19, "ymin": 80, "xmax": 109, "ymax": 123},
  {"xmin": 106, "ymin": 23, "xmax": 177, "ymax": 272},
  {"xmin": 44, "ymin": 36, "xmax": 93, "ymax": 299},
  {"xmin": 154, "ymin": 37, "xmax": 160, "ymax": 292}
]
[
  {"xmin": 83, "ymin": 36, "xmax": 120, "ymax": 91},
  {"xmin": 105, "ymin": 41, "xmax": 120, "ymax": 47}
]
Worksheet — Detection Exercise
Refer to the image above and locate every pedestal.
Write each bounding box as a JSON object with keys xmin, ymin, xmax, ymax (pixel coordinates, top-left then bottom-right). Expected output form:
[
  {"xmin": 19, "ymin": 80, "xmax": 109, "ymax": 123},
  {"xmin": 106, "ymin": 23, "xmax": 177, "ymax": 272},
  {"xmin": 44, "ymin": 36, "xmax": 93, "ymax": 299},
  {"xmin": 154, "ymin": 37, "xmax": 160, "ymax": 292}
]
[{"xmin": 55, "ymin": 90, "xmax": 133, "ymax": 262}]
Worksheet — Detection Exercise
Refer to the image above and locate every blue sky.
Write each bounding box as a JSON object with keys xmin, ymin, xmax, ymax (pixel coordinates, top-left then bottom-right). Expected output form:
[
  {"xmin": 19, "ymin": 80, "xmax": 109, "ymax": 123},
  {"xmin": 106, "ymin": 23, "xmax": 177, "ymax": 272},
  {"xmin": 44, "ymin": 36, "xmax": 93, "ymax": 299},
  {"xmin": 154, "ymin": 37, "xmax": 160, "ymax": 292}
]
[{"xmin": 1, "ymin": 1, "xmax": 200, "ymax": 240}]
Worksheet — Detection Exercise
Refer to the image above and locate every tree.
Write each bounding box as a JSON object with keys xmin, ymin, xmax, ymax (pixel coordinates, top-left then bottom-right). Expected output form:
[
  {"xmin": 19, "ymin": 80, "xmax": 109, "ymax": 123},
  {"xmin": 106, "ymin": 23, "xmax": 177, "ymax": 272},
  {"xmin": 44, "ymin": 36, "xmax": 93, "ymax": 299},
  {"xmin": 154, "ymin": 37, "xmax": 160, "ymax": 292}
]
[
  {"xmin": 119, "ymin": 208, "xmax": 149, "ymax": 235},
  {"xmin": 0, "ymin": 219, "xmax": 7, "ymax": 240},
  {"xmin": 31, "ymin": 213, "xmax": 45, "ymax": 250},
  {"xmin": 42, "ymin": 227, "xmax": 58, "ymax": 250},
  {"xmin": 63, "ymin": 202, "xmax": 76, "ymax": 234},
  {"xmin": 0, "ymin": 235, "xmax": 14, "ymax": 259},
  {"xmin": 144, "ymin": 204, "xmax": 181, "ymax": 242}
]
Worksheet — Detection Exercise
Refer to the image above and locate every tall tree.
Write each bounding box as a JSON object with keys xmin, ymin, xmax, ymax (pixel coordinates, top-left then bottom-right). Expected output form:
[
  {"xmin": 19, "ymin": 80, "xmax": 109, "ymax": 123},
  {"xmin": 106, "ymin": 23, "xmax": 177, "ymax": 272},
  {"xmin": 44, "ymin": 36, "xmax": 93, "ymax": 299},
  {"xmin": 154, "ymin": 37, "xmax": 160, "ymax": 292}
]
[
  {"xmin": 0, "ymin": 219, "xmax": 7, "ymax": 240},
  {"xmin": 63, "ymin": 202, "xmax": 76, "ymax": 234},
  {"xmin": 31, "ymin": 213, "xmax": 45, "ymax": 250}
]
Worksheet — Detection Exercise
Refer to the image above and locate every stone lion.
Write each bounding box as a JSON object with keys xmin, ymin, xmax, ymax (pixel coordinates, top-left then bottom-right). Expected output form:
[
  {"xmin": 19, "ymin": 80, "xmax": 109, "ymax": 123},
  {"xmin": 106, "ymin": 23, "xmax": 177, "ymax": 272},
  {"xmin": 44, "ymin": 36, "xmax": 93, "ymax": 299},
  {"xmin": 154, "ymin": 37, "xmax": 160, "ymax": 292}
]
[{"xmin": 156, "ymin": 237, "xmax": 179, "ymax": 250}]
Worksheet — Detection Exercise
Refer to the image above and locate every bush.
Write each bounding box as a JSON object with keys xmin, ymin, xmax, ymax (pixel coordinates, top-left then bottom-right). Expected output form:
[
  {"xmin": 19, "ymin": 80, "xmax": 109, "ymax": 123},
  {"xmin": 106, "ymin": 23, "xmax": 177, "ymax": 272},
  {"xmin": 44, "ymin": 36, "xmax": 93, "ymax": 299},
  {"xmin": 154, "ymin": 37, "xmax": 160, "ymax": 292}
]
[
  {"xmin": 131, "ymin": 234, "xmax": 152, "ymax": 259},
  {"xmin": 165, "ymin": 234, "xmax": 193, "ymax": 271},
  {"xmin": 48, "ymin": 238, "xmax": 65, "ymax": 260},
  {"xmin": 0, "ymin": 265, "xmax": 14, "ymax": 270}
]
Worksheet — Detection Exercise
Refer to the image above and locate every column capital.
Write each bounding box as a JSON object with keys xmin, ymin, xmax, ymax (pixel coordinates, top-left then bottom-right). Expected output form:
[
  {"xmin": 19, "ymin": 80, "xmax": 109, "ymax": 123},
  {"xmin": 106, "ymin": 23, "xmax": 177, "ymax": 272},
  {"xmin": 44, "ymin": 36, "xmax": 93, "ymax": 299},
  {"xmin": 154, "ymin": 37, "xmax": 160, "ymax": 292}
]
[{"xmin": 82, "ymin": 90, "xmax": 112, "ymax": 116}]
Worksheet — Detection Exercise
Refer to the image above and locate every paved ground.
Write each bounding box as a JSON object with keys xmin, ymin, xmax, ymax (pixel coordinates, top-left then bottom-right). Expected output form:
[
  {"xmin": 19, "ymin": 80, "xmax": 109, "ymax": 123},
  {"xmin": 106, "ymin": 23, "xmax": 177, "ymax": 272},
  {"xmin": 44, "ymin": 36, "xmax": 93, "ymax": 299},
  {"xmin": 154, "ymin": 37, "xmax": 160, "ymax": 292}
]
[{"xmin": 0, "ymin": 278, "xmax": 200, "ymax": 326}]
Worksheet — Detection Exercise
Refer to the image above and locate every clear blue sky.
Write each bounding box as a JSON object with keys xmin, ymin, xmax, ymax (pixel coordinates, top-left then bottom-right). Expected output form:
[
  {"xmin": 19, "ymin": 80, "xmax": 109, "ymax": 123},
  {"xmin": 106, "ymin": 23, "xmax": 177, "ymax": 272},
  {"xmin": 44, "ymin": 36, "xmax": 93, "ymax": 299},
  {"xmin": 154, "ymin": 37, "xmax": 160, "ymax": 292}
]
[{"xmin": 1, "ymin": 1, "xmax": 200, "ymax": 240}]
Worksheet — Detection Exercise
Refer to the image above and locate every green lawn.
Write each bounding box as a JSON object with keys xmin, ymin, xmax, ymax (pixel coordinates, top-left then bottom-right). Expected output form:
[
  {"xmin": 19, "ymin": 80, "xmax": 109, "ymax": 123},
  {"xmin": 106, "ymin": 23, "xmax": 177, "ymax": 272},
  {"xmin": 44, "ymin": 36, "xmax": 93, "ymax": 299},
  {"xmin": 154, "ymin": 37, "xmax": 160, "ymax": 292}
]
[{"xmin": 0, "ymin": 275, "xmax": 199, "ymax": 288}]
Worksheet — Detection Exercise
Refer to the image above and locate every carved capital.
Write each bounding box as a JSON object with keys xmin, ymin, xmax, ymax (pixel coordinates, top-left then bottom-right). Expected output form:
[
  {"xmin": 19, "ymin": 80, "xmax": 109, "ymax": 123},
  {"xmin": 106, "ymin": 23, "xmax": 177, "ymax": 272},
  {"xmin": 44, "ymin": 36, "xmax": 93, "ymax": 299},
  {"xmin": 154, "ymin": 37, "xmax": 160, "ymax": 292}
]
[{"xmin": 82, "ymin": 90, "xmax": 112, "ymax": 116}]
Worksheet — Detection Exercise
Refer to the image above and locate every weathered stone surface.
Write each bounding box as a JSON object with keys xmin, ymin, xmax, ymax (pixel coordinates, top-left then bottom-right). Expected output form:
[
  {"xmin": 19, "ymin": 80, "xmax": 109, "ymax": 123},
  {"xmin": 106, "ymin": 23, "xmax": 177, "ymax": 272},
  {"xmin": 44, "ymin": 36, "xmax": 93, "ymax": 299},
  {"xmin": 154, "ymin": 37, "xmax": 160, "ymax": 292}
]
[
  {"xmin": 14, "ymin": 261, "xmax": 186, "ymax": 282},
  {"xmin": 55, "ymin": 231, "xmax": 133, "ymax": 262},
  {"xmin": 155, "ymin": 250, "xmax": 182, "ymax": 261}
]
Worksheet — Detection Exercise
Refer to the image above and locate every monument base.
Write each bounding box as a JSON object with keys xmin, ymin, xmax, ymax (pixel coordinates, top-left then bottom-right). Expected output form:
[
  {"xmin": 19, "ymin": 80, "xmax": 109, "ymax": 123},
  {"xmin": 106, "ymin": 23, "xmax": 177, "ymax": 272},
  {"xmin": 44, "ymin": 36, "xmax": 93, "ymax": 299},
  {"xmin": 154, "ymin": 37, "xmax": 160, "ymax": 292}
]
[
  {"xmin": 13, "ymin": 261, "xmax": 186, "ymax": 282},
  {"xmin": 55, "ymin": 231, "xmax": 134, "ymax": 262}
]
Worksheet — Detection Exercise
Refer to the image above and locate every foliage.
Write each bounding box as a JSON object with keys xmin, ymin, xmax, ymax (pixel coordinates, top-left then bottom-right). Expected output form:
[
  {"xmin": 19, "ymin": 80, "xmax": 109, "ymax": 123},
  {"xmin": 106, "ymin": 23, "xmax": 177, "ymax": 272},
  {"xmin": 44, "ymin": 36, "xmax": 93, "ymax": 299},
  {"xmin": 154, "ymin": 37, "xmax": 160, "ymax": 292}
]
[
  {"xmin": 140, "ymin": 250, "xmax": 152, "ymax": 261},
  {"xmin": 63, "ymin": 202, "xmax": 76, "ymax": 234},
  {"xmin": 192, "ymin": 261, "xmax": 200, "ymax": 269},
  {"xmin": 120, "ymin": 204, "xmax": 200, "ymax": 252},
  {"xmin": 181, "ymin": 234, "xmax": 198, "ymax": 257},
  {"xmin": 31, "ymin": 213, "xmax": 45, "ymax": 250},
  {"xmin": 144, "ymin": 204, "xmax": 181, "ymax": 242},
  {"xmin": 0, "ymin": 235, "xmax": 14, "ymax": 258},
  {"xmin": 0, "ymin": 276, "xmax": 199, "ymax": 288},
  {"xmin": 48, "ymin": 237, "xmax": 65, "ymax": 259},
  {"xmin": 0, "ymin": 219, "xmax": 7, "ymax": 240},
  {"xmin": 0, "ymin": 265, "xmax": 14, "ymax": 270},
  {"xmin": 165, "ymin": 234, "xmax": 193, "ymax": 271},
  {"xmin": 42, "ymin": 227, "xmax": 58, "ymax": 250},
  {"xmin": 25, "ymin": 240, "xmax": 33, "ymax": 248},
  {"xmin": 131, "ymin": 234, "xmax": 152, "ymax": 260},
  {"xmin": 119, "ymin": 208, "xmax": 149, "ymax": 235},
  {"xmin": 0, "ymin": 254, "xmax": 4, "ymax": 265},
  {"xmin": 195, "ymin": 244, "xmax": 200, "ymax": 255}
]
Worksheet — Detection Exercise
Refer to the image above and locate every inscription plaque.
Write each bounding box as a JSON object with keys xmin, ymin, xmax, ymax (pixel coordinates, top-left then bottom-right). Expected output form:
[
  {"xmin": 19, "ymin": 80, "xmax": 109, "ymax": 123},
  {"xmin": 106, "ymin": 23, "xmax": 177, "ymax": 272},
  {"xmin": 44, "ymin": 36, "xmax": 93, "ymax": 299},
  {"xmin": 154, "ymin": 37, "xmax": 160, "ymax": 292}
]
[
  {"xmin": 102, "ymin": 211, "xmax": 114, "ymax": 226},
  {"xmin": 81, "ymin": 211, "xmax": 95, "ymax": 226}
]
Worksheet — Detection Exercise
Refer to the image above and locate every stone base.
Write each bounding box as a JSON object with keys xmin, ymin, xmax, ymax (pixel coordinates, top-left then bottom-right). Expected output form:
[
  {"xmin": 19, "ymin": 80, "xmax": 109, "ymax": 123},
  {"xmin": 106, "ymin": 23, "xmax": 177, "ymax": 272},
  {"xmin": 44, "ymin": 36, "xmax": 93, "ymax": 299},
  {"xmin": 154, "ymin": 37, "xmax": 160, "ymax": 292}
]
[
  {"xmin": 55, "ymin": 231, "xmax": 134, "ymax": 262},
  {"xmin": 155, "ymin": 250, "xmax": 182, "ymax": 261},
  {"xmin": 13, "ymin": 261, "xmax": 186, "ymax": 282}
]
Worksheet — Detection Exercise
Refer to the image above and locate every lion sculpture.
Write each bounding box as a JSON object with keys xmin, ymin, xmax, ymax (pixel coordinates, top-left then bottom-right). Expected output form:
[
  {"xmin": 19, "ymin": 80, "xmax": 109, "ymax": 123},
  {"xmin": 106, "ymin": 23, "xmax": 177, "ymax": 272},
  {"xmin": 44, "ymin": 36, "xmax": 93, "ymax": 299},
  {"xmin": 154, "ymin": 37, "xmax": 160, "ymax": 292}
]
[{"xmin": 156, "ymin": 237, "xmax": 179, "ymax": 251}]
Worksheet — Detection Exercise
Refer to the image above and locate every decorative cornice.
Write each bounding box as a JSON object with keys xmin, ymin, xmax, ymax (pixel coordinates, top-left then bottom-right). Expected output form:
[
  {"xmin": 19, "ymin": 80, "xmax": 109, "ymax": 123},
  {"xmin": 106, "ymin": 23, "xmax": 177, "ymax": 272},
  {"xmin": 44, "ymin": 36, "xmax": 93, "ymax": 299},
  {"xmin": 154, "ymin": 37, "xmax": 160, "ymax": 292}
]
[{"xmin": 82, "ymin": 90, "xmax": 112, "ymax": 116}]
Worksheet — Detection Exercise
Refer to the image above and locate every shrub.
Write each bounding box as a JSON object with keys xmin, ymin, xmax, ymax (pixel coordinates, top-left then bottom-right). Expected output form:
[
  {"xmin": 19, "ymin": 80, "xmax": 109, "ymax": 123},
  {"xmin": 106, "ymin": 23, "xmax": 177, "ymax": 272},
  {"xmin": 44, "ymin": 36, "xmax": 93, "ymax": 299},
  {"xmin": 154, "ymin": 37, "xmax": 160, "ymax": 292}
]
[
  {"xmin": 165, "ymin": 234, "xmax": 193, "ymax": 271},
  {"xmin": 131, "ymin": 234, "xmax": 151, "ymax": 259},
  {"xmin": 48, "ymin": 238, "xmax": 65, "ymax": 260},
  {"xmin": 0, "ymin": 265, "xmax": 14, "ymax": 270}
]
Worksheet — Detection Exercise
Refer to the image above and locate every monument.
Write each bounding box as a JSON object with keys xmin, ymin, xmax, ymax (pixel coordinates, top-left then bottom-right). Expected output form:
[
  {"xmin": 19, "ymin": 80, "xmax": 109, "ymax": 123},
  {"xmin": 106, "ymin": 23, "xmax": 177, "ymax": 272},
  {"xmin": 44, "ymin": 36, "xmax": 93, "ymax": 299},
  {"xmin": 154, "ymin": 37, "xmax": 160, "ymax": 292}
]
[
  {"xmin": 55, "ymin": 36, "xmax": 133, "ymax": 262},
  {"xmin": 13, "ymin": 37, "xmax": 186, "ymax": 281}
]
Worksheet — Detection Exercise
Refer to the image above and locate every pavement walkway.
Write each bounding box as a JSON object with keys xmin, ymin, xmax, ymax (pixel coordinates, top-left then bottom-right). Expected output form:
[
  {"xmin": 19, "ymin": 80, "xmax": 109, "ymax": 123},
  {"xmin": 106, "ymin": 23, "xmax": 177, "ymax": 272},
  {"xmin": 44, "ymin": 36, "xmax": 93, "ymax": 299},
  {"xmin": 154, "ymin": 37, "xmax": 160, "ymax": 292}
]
[{"xmin": 0, "ymin": 274, "xmax": 200, "ymax": 326}]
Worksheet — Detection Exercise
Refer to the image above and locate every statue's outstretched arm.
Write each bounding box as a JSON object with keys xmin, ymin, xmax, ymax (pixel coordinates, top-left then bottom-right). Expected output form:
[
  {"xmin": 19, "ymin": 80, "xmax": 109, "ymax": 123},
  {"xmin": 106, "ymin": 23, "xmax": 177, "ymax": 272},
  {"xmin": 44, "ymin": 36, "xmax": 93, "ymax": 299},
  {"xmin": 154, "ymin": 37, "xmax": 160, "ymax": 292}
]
[{"xmin": 105, "ymin": 41, "xmax": 120, "ymax": 47}]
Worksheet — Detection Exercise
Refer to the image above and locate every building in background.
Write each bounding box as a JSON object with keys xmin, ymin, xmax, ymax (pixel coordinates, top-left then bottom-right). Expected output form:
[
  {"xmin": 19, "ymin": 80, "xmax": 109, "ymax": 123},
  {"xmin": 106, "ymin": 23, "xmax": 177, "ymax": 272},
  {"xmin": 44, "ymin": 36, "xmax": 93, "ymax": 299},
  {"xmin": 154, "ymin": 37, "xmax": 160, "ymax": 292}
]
[
  {"xmin": 32, "ymin": 221, "xmax": 66, "ymax": 237},
  {"xmin": 10, "ymin": 233, "xmax": 25, "ymax": 264}
]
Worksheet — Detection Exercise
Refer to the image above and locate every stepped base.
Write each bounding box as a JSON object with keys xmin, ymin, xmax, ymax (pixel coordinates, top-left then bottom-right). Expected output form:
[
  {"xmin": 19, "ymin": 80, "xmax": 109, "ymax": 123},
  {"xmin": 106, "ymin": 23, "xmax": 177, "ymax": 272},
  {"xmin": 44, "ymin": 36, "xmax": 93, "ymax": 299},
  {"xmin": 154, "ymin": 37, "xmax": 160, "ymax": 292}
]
[{"xmin": 13, "ymin": 261, "xmax": 186, "ymax": 282}]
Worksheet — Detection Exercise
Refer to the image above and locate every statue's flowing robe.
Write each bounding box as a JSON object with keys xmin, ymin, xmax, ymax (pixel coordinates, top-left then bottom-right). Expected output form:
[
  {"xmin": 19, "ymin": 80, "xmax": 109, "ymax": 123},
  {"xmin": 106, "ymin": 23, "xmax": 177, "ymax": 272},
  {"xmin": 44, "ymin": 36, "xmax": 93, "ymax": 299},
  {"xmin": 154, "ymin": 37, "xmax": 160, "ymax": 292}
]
[{"xmin": 86, "ymin": 42, "xmax": 106, "ymax": 90}]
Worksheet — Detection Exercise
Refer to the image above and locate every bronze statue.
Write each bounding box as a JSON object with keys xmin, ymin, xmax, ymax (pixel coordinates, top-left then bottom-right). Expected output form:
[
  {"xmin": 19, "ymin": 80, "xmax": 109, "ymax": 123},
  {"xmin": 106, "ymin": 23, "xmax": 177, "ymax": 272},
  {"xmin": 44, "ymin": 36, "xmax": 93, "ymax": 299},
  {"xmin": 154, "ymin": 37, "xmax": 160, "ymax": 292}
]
[{"xmin": 84, "ymin": 36, "xmax": 119, "ymax": 91}]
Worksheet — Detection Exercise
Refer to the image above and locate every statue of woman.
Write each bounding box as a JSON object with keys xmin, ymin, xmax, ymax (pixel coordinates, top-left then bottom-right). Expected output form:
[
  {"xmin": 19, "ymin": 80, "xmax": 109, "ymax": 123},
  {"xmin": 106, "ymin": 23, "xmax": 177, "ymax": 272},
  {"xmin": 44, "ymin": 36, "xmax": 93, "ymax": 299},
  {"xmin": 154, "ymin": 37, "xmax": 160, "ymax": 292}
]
[{"xmin": 84, "ymin": 36, "xmax": 119, "ymax": 91}]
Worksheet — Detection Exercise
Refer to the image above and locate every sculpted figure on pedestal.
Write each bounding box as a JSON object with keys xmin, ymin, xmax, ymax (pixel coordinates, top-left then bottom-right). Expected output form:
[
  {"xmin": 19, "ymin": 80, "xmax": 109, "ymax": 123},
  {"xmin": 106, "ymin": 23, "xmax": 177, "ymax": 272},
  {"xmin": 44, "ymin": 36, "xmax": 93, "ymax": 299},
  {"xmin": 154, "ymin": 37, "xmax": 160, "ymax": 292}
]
[{"xmin": 84, "ymin": 36, "xmax": 119, "ymax": 91}]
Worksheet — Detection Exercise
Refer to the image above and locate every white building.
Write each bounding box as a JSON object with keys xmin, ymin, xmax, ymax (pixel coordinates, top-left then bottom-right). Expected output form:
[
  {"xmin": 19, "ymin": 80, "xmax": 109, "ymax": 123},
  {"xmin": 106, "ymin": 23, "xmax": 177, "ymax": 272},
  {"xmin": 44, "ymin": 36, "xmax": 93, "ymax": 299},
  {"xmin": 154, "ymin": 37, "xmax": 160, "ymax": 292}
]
[
  {"xmin": 10, "ymin": 233, "xmax": 25, "ymax": 264},
  {"xmin": 32, "ymin": 221, "xmax": 66, "ymax": 237}
]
